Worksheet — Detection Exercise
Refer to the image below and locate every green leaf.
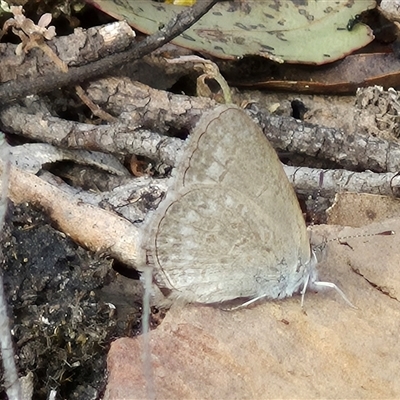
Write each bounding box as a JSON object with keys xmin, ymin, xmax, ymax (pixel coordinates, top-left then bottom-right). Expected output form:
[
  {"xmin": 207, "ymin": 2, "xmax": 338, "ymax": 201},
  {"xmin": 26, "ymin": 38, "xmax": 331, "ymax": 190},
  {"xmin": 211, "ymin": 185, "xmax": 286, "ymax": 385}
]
[{"xmin": 90, "ymin": 0, "xmax": 376, "ymax": 64}]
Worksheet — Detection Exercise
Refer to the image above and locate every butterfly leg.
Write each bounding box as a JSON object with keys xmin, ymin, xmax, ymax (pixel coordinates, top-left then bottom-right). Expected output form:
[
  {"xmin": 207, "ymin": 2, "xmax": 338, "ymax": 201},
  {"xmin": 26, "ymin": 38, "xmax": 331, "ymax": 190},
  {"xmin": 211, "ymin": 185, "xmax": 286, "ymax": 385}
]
[
  {"xmin": 300, "ymin": 273, "xmax": 310, "ymax": 308},
  {"xmin": 313, "ymin": 281, "xmax": 357, "ymax": 309}
]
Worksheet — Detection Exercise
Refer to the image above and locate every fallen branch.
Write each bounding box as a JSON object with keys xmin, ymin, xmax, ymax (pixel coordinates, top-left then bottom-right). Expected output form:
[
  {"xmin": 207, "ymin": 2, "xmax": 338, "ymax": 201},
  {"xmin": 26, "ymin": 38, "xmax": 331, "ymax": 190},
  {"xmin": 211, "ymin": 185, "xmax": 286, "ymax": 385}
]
[
  {"xmin": 284, "ymin": 165, "xmax": 400, "ymax": 198},
  {"xmin": 8, "ymin": 165, "xmax": 141, "ymax": 269}
]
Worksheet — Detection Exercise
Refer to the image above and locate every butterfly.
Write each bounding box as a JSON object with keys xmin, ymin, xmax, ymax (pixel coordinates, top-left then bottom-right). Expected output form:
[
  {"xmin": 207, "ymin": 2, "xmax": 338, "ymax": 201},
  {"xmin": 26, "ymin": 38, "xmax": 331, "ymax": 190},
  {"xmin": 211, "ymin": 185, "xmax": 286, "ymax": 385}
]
[{"xmin": 139, "ymin": 105, "xmax": 352, "ymax": 308}]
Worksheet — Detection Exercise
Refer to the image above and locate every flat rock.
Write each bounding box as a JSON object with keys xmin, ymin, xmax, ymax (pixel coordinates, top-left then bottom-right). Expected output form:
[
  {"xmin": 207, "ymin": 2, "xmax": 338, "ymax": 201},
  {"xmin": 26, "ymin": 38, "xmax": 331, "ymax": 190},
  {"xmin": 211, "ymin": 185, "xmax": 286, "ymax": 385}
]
[{"xmin": 104, "ymin": 218, "xmax": 400, "ymax": 399}]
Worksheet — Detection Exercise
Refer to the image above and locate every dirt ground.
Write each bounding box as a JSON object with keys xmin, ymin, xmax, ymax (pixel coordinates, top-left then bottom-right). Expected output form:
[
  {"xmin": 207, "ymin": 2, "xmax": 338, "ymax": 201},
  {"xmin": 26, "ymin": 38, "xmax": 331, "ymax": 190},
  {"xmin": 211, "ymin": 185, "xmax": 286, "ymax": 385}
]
[{"xmin": 0, "ymin": 202, "xmax": 143, "ymax": 399}]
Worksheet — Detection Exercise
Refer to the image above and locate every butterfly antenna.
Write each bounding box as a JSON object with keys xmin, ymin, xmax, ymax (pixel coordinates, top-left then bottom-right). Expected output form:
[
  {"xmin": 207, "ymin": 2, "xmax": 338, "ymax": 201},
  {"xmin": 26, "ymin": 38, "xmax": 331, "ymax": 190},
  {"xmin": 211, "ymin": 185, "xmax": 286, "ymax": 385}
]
[{"xmin": 330, "ymin": 230, "xmax": 395, "ymax": 245}]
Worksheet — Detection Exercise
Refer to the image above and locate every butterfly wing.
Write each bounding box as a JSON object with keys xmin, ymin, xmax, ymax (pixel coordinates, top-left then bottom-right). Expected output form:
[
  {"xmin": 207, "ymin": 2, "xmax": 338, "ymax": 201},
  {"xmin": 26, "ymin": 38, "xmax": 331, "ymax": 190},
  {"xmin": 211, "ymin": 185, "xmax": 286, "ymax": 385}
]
[{"xmin": 140, "ymin": 106, "xmax": 311, "ymax": 304}]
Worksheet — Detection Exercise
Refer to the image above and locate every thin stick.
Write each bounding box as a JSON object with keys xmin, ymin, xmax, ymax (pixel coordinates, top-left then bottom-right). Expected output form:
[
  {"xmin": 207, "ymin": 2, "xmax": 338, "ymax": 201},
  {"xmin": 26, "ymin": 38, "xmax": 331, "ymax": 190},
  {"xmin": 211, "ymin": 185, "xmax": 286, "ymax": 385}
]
[{"xmin": 141, "ymin": 267, "xmax": 155, "ymax": 400}]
